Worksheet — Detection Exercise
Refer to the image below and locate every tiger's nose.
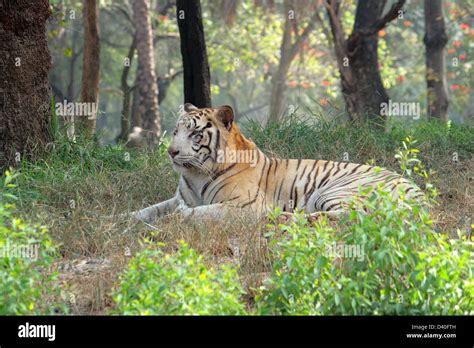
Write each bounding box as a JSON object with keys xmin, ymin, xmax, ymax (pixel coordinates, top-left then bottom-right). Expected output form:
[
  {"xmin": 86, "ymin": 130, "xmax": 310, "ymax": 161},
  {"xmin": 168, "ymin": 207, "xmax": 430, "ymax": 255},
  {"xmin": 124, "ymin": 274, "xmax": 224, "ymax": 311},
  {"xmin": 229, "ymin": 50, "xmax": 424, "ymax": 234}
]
[{"xmin": 168, "ymin": 147, "xmax": 179, "ymax": 158}]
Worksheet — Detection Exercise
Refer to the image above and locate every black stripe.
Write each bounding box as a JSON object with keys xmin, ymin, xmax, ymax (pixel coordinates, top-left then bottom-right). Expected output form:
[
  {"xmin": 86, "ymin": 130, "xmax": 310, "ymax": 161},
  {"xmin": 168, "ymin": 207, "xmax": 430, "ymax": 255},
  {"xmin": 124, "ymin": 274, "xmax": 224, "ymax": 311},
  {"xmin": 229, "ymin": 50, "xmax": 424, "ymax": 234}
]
[
  {"xmin": 326, "ymin": 202, "xmax": 341, "ymax": 211},
  {"xmin": 205, "ymin": 166, "xmax": 251, "ymax": 202},
  {"xmin": 299, "ymin": 163, "xmax": 308, "ymax": 180},
  {"xmin": 296, "ymin": 159, "xmax": 302, "ymax": 171},
  {"xmin": 317, "ymin": 165, "xmax": 334, "ymax": 189},
  {"xmin": 209, "ymin": 181, "xmax": 232, "ymax": 204},
  {"xmin": 321, "ymin": 195, "xmax": 346, "ymax": 210},
  {"xmin": 255, "ymin": 156, "xmax": 268, "ymax": 193},
  {"xmin": 304, "ymin": 163, "xmax": 320, "ymax": 204},
  {"xmin": 215, "ymin": 129, "xmax": 220, "ymax": 152},
  {"xmin": 323, "ymin": 161, "xmax": 330, "ymax": 172},
  {"xmin": 201, "ymin": 163, "xmax": 237, "ymax": 196},
  {"xmin": 350, "ymin": 163, "xmax": 364, "ymax": 174},
  {"xmin": 273, "ymin": 158, "xmax": 279, "ymax": 176},
  {"xmin": 182, "ymin": 175, "xmax": 195, "ymax": 196},
  {"xmin": 263, "ymin": 158, "xmax": 273, "ymax": 198},
  {"xmin": 217, "ymin": 195, "xmax": 240, "ymax": 203},
  {"xmin": 243, "ymin": 154, "xmax": 268, "ymax": 208},
  {"xmin": 241, "ymin": 197, "xmax": 257, "ymax": 208},
  {"xmin": 303, "ymin": 161, "xmax": 318, "ymax": 194},
  {"xmin": 289, "ymin": 174, "xmax": 298, "ymax": 203},
  {"xmin": 294, "ymin": 187, "xmax": 298, "ymax": 209},
  {"xmin": 276, "ymin": 179, "xmax": 284, "ymax": 205},
  {"xmin": 332, "ymin": 162, "xmax": 342, "ymax": 177},
  {"xmin": 178, "ymin": 187, "xmax": 190, "ymax": 206}
]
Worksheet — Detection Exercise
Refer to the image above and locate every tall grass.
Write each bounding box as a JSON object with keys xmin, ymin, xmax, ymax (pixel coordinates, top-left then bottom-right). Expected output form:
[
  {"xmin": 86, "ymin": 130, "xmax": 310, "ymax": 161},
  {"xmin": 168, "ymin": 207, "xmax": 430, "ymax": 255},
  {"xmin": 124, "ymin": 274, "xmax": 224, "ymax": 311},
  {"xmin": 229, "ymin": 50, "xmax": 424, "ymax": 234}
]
[{"xmin": 1, "ymin": 113, "xmax": 471, "ymax": 314}]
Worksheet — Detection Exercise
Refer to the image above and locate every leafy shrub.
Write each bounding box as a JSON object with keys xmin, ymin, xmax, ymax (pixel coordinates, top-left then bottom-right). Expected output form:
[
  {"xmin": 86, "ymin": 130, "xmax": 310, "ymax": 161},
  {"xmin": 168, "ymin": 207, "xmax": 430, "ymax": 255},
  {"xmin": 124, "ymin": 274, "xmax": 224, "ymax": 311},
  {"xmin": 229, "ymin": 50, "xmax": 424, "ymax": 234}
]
[
  {"xmin": 0, "ymin": 171, "xmax": 61, "ymax": 314},
  {"xmin": 112, "ymin": 240, "xmax": 247, "ymax": 315},
  {"xmin": 257, "ymin": 186, "xmax": 474, "ymax": 315}
]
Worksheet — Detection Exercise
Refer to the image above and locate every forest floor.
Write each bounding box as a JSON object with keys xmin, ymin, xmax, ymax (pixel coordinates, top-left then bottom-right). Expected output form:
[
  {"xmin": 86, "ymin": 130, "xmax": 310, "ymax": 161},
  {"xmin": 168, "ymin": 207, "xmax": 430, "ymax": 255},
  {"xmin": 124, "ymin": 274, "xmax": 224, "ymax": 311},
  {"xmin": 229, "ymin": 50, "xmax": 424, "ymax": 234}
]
[{"xmin": 8, "ymin": 116, "xmax": 474, "ymax": 314}]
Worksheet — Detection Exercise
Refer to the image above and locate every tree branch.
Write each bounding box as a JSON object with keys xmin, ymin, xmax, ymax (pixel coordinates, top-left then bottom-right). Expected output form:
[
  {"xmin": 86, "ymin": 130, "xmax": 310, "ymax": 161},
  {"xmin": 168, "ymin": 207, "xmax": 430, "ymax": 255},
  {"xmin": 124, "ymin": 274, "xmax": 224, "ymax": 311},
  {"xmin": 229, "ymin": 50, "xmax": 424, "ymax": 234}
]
[
  {"xmin": 374, "ymin": 0, "xmax": 406, "ymax": 32},
  {"xmin": 348, "ymin": 0, "xmax": 406, "ymax": 45},
  {"xmin": 288, "ymin": 8, "xmax": 321, "ymax": 61}
]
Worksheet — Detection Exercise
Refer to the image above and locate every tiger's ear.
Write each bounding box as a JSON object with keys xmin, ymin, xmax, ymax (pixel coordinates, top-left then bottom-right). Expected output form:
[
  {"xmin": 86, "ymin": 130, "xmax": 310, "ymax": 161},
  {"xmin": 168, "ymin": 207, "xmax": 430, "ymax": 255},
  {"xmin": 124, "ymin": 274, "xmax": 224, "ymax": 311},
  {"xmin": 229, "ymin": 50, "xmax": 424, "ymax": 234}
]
[
  {"xmin": 217, "ymin": 105, "xmax": 234, "ymax": 130},
  {"xmin": 184, "ymin": 103, "xmax": 198, "ymax": 112}
]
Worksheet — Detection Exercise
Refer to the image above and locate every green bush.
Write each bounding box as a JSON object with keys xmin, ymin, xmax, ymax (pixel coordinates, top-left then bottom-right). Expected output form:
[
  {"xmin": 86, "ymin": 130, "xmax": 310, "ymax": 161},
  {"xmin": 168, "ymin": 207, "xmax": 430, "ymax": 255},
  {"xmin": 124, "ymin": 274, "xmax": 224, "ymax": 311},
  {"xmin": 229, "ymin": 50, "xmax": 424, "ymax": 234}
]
[
  {"xmin": 112, "ymin": 240, "xmax": 247, "ymax": 315},
  {"xmin": 256, "ymin": 188, "xmax": 474, "ymax": 315},
  {"xmin": 0, "ymin": 171, "xmax": 61, "ymax": 315}
]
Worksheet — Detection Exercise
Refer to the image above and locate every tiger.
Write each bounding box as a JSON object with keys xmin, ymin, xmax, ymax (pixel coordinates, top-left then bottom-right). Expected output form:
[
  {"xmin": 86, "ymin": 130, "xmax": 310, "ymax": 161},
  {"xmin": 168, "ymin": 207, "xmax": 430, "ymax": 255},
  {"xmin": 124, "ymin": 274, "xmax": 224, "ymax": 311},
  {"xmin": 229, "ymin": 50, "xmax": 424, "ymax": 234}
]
[{"xmin": 129, "ymin": 103, "xmax": 424, "ymax": 223}]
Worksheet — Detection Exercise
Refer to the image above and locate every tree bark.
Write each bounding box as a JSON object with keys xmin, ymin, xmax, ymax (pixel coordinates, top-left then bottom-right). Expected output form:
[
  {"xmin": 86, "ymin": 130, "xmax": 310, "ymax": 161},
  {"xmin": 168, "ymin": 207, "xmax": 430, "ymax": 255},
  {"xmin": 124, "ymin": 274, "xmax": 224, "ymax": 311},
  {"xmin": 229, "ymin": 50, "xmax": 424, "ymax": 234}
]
[
  {"xmin": 0, "ymin": 0, "xmax": 52, "ymax": 168},
  {"xmin": 132, "ymin": 0, "xmax": 161, "ymax": 141},
  {"xmin": 268, "ymin": 3, "xmax": 294, "ymax": 124},
  {"xmin": 64, "ymin": 29, "xmax": 80, "ymax": 140},
  {"xmin": 424, "ymin": 0, "xmax": 449, "ymax": 122},
  {"xmin": 326, "ymin": 0, "xmax": 406, "ymax": 125},
  {"xmin": 77, "ymin": 0, "xmax": 100, "ymax": 137},
  {"xmin": 117, "ymin": 36, "xmax": 137, "ymax": 143},
  {"xmin": 348, "ymin": 0, "xmax": 389, "ymax": 122},
  {"xmin": 176, "ymin": 0, "xmax": 212, "ymax": 108}
]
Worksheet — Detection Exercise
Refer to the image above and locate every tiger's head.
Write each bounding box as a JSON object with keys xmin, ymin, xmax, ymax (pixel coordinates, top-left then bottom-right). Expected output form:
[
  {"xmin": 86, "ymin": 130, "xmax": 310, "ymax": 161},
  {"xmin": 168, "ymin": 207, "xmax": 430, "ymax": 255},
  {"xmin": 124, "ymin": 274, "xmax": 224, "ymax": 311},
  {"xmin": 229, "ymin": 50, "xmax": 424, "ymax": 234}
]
[{"xmin": 168, "ymin": 103, "xmax": 255, "ymax": 175}]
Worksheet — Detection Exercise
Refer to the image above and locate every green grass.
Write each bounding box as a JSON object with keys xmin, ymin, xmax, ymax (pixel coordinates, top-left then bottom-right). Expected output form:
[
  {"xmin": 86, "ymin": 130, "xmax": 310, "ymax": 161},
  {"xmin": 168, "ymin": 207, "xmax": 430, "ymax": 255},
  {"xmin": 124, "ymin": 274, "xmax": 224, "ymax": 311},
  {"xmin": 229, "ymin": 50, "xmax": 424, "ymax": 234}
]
[
  {"xmin": 1, "ymin": 113, "xmax": 472, "ymax": 314},
  {"xmin": 244, "ymin": 115, "xmax": 473, "ymax": 169}
]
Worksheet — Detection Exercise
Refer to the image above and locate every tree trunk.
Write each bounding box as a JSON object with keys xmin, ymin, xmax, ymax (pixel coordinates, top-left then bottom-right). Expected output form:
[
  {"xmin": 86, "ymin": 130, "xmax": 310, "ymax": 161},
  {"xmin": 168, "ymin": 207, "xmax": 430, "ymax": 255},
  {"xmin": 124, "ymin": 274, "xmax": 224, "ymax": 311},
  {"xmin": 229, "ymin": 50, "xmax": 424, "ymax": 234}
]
[
  {"xmin": 326, "ymin": 0, "xmax": 406, "ymax": 125},
  {"xmin": 132, "ymin": 0, "xmax": 161, "ymax": 141},
  {"xmin": 77, "ymin": 0, "xmax": 100, "ymax": 137},
  {"xmin": 348, "ymin": 0, "xmax": 389, "ymax": 122},
  {"xmin": 176, "ymin": 0, "xmax": 212, "ymax": 108},
  {"xmin": 268, "ymin": 6, "xmax": 293, "ymax": 124},
  {"xmin": 117, "ymin": 37, "xmax": 137, "ymax": 143},
  {"xmin": 63, "ymin": 28, "xmax": 80, "ymax": 140},
  {"xmin": 0, "ymin": 0, "xmax": 52, "ymax": 168},
  {"xmin": 131, "ymin": 68, "xmax": 141, "ymax": 129},
  {"xmin": 326, "ymin": 1, "xmax": 357, "ymax": 118},
  {"xmin": 268, "ymin": 0, "xmax": 319, "ymax": 123},
  {"xmin": 424, "ymin": 0, "xmax": 449, "ymax": 122}
]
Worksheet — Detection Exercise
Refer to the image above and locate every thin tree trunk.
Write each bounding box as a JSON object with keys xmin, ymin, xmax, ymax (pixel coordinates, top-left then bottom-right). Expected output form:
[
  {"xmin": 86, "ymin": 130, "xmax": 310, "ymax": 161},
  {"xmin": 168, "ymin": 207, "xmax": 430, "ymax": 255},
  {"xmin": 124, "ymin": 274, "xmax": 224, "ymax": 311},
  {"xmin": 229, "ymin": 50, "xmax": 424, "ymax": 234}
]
[
  {"xmin": 78, "ymin": 0, "xmax": 100, "ymax": 137},
  {"xmin": 132, "ymin": 0, "xmax": 161, "ymax": 141},
  {"xmin": 424, "ymin": 0, "xmax": 449, "ymax": 122},
  {"xmin": 63, "ymin": 28, "xmax": 80, "ymax": 140},
  {"xmin": 268, "ymin": 6, "xmax": 293, "ymax": 124},
  {"xmin": 67, "ymin": 29, "xmax": 79, "ymax": 102},
  {"xmin": 176, "ymin": 0, "xmax": 212, "ymax": 108},
  {"xmin": 0, "ymin": 0, "xmax": 52, "ymax": 168},
  {"xmin": 268, "ymin": 0, "xmax": 319, "ymax": 123},
  {"xmin": 131, "ymin": 69, "xmax": 141, "ymax": 129},
  {"xmin": 117, "ymin": 36, "xmax": 137, "ymax": 143}
]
